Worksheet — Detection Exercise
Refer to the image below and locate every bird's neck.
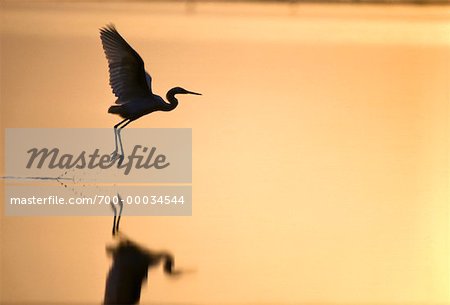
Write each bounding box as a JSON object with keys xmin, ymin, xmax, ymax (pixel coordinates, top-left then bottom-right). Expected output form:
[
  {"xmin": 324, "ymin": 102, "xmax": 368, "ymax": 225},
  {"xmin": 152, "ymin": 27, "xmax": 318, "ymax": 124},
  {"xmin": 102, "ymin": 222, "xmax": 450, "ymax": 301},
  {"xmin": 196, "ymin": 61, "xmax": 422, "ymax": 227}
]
[{"xmin": 162, "ymin": 89, "xmax": 179, "ymax": 111}]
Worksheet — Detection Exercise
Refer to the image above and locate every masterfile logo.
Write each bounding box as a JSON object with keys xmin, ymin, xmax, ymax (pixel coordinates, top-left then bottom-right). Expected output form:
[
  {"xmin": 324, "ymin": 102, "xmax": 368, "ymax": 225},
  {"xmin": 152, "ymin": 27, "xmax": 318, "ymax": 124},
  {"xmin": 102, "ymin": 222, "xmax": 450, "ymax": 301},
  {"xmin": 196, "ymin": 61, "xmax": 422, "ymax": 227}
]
[
  {"xmin": 6, "ymin": 128, "xmax": 191, "ymax": 183},
  {"xmin": 26, "ymin": 145, "xmax": 170, "ymax": 175}
]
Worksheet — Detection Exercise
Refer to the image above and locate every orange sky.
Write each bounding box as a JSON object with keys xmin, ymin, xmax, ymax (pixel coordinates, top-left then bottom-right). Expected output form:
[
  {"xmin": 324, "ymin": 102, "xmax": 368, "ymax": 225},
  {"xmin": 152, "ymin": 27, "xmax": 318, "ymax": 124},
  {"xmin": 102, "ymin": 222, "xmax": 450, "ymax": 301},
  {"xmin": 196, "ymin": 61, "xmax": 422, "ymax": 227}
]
[{"xmin": 1, "ymin": 2, "xmax": 449, "ymax": 304}]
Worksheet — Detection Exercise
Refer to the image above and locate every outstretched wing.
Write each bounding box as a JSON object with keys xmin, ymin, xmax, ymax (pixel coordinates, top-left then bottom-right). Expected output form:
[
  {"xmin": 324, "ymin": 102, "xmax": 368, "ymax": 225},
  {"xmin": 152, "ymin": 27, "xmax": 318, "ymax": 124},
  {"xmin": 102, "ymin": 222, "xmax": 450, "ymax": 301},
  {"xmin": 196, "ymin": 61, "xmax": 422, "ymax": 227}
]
[{"xmin": 100, "ymin": 25, "xmax": 152, "ymax": 100}]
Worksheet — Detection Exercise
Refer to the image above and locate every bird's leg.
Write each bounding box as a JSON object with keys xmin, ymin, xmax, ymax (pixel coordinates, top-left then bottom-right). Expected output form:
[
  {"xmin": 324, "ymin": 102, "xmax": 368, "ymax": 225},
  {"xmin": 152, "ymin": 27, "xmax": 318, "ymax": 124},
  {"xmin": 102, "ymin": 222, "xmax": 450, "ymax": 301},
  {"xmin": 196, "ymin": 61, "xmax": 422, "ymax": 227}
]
[
  {"xmin": 115, "ymin": 194, "xmax": 123, "ymax": 234},
  {"xmin": 110, "ymin": 199, "xmax": 117, "ymax": 236},
  {"xmin": 111, "ymin": 119, "xmax": 128, "ymax": 161},
  {"xmin": 116, "ymin": 119, "xmax": 132, "ymax": 163}
]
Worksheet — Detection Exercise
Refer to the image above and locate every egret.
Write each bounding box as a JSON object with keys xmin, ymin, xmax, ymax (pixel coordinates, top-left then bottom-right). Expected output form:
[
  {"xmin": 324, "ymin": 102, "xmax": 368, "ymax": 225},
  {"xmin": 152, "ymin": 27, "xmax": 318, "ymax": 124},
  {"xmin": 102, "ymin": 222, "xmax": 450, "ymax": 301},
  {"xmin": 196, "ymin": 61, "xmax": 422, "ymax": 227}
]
[
  {"xmin": 104, "ymin": 237, "xmax": 182, "ymax": 305},
  {"xmin": 100, "ymin": 25, "xmax": 201, "ymax": 161},
  {"xmin": 105, "ymin": 195, "xmax": 184, "ymax": 305}
]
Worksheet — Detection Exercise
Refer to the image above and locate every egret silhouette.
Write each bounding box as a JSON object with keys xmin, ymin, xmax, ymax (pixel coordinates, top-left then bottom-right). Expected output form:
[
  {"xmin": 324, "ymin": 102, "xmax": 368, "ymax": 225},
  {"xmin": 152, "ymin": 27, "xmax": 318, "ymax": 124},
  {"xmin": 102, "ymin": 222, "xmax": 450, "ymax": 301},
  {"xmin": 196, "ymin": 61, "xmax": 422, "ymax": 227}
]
[
  {"xmin": 100, "ymin": 24, "xmax": 201, "ymax": 161},
  {"xmin": 104, "ymin": 195, "xmax": 184, "ymax": 305},
  {"xmin": 104, "ymin": 237, "xmax": 181, "ymax": 305}
]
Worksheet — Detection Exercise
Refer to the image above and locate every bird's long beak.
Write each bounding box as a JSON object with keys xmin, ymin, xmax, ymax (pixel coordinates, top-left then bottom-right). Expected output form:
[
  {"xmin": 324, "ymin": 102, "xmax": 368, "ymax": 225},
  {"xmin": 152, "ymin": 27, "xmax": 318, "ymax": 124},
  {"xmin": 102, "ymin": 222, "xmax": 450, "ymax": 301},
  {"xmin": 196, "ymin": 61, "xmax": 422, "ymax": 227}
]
[{"xmin": 187, "ymin": 91, "xmax": 202, "ymax": 95}]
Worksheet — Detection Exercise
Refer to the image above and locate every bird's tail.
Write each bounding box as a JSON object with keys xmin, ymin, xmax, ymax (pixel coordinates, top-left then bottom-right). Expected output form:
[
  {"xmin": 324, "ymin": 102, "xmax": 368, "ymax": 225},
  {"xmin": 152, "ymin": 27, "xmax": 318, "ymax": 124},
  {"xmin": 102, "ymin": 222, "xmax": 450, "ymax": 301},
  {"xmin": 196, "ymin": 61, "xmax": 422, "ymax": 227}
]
[{"xmin": 108, "ymin": 106, "xmax": 122, "ymax": 114}]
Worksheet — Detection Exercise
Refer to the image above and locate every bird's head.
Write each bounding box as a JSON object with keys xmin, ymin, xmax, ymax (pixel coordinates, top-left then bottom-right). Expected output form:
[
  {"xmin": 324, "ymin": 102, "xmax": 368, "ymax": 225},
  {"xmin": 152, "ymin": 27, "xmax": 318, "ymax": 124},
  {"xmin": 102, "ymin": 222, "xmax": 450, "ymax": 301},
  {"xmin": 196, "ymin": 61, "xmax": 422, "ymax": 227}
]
[{"xmin": 170, "ymin": 87, "xmax": 202, "ymax": 96}]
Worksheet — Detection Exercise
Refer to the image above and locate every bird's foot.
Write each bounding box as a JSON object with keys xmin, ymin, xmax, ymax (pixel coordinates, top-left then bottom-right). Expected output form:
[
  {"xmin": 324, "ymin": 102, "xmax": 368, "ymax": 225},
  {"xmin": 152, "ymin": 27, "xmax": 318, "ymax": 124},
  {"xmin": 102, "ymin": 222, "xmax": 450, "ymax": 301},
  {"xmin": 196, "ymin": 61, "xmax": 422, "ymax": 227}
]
[
  {"xmin": 110, "ymin": 151, "xmax": 125, "ymax": 164},
  {"xmin": 110, "ymin": 150, "xmax": 119, "ymax": 160}
]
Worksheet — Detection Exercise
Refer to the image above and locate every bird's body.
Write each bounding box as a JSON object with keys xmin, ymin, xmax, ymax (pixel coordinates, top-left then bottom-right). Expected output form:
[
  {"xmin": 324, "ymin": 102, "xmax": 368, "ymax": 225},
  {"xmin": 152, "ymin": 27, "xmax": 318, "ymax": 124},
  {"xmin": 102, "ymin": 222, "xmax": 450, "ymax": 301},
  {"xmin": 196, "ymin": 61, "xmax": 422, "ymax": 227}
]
[
  {"xmin": 108, "ymin": 90, "xmax": 178, "ymax": 121},
  {"xmin": 108, "ymin": 95, "xmax": 165, "ymax": 120},
  {"xmin": 100, "ymin": 25, "xmax": 201, "ymax": 160}
]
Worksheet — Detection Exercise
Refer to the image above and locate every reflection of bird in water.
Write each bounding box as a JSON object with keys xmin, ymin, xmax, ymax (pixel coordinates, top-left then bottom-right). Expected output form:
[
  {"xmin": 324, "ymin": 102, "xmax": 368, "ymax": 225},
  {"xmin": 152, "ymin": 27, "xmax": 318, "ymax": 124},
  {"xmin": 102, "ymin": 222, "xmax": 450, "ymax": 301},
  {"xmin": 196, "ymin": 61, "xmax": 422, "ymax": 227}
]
[
  {"xmin": 104, "ymin": 195, "xmax": 185, "ymax": 305},
  {"xmin": 110, "ymin": 194, "xmax": 123, "ymax": 236},
  {"xmin": 99, "ymin": 25, "xmax": 202, "ymax": 161},
  {"xmin": 103, "ymin": 237, "xmax": 181, "ymax": 305}
]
